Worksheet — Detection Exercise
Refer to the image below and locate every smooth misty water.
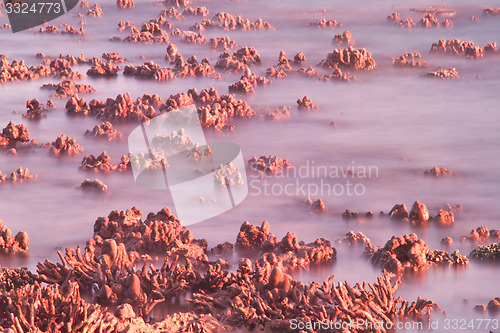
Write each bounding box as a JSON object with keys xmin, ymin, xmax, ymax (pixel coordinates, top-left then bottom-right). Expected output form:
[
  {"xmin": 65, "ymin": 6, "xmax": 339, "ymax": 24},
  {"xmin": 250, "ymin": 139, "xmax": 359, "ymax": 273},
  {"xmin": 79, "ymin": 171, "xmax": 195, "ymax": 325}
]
[{"xmin": 0, "ymin": 0, "xmax": 499, "ymax": 331}]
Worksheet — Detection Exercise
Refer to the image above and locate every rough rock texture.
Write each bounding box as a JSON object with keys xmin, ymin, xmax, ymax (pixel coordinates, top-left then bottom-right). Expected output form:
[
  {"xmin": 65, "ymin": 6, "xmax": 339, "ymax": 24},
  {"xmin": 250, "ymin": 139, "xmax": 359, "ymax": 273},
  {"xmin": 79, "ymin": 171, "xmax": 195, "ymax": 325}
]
[
  {"xmin": 427, "ymin": 250, "xmax": 469, "ymax": 265},
  {"xmin": 311, "ymin": 18, "xmax": 342, "ymax": 28},
  {"xmin": 333, "ymin": 31, "xmax": 355, "ymax": 46},
  {"xmin": 370, "ymin": 234, "xmax": 429, "ymax": 272},
  {"xmin": 0, "ymin": 167, "xmax": 38, "ymax": 183},
  {"xmin": 0, "ymin": 122, "xmax": 30, "ymax": 149},
  {"xmin": 393, "ymin": 52, "xmax": 428, "ymax": 68},
  {"xmin": 42, "ymin": 80, "xmax": 96, "ymax": 98},
  {"xmin": 321, "ymin": 46, "xmax": 377, "ymax": 70},
  {"xmin": 77, "ymin": 179, "xmax": 108, "ymax": 192},
  {"xmin": 424, "ymin": 166, "xmax": 456, "ymax": 176},
  {"xmin": 49, "ymin": 134, "xmax": 84, "ymax": 157},
  {"xmin": 84, "ymin": 122, "xmax": 123, "ymax": 141},
  {"xmin": 247, "ymin": 155, "xmax": 291, "ymax": 176},
  {"xmin": 430, "ymin": 39, "xmax": 485, "ymax": 59},
  {"xmin": 307, "ymin": 198, "xmax": 328, "ymax": 213},
  {"xmin": 462, "ymin": 226, "xmax": 500, "ymax": 242},
  {"xmin": 297, "ymin": 96, "xmax": 318, "ymax": 110},
  {"xmin": 426, "ymin": 67, "xmax": 459, "ymax": 79},
  {"xmin": 0, "ymin": 220, "xmax": 29, "ymax": 254},
  {"xmin": 470, "ymin": 243, "xmax": 500, "ymax": 261},
  {"xmin": 201, "ymin": 12, "xmax": 274, "ymax": 31},
  {"xmin": 80, "ymin": 151, "xmax": 130, "ymax": 172}
]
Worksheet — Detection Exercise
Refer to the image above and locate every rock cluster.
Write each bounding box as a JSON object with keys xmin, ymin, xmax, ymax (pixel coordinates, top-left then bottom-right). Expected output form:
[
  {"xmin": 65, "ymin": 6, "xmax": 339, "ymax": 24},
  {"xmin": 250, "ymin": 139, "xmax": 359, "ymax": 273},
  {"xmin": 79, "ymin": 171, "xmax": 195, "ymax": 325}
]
[
  {"xmin": 0, "ymin": 167, "xmax": 38, "ymax": 183},
  {"xmin": 0, "ymin": 220, "xmax": 29, "ymax": 254},
  {"xmin": 426, "ymin": 67, "xmax": 459, "ymax": 79},
  {"xmin": 49, "ymin": 134, "xmax": 84, "ymax": 157},
  {"xmin": 201, "ymin": 12, "xmax": 274, "ymax": 31},
  {"xmin": 84, "ymin": 122, "xmax": 123, "ymax": 141},
  {"xmin": 297, "ymin": 96, "xmax": 318, "ymax": 110},
  {"xmin": 81, "ymin": 151, "xmax": 130, "ymax": 172},
  {"xmin": 430, "ymin": 39, "xmax": 485, "ymax": 59},
  {"xmin": 77, "ymin": 179, "xmax": 108, "ymax": 192},
  {"xmin": 0, "ymin": 122, "xmax": 30, "ymax": 149},
  {"xmin": 321, "ymin": 46, "xmax": 377, "ymax": 70},
  {"xmin": 248, "ymin": 155, "xmax": 291, "ymax": 176},
  {"xmin": 393, "ymin": 52, "xmax": 428, "ymax": 68},
  {"xmin": 42, "ymin": 80, "xmax": 96, "ymax": 98}
]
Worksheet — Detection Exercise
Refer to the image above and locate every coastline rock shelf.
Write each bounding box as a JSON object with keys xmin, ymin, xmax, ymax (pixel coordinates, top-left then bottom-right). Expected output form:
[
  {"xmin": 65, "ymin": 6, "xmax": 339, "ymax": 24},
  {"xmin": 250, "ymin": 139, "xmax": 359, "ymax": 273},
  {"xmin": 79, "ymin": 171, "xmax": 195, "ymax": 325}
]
[{"xmin": 0, "ymin": 207, "xmax": 441, "ymax": 332}]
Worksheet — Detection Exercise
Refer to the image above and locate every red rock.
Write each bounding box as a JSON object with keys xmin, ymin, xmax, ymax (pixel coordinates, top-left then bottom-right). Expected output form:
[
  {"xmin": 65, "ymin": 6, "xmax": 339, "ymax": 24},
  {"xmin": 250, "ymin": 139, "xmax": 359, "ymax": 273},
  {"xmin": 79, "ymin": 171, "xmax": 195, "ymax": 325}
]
[
  {"xmin": 321, "ymin": 46, "xmax": 377, "ymax": 70},
  {"xmin": 297, "ymin": 96, "xmax": 318, "ymax": 110}
]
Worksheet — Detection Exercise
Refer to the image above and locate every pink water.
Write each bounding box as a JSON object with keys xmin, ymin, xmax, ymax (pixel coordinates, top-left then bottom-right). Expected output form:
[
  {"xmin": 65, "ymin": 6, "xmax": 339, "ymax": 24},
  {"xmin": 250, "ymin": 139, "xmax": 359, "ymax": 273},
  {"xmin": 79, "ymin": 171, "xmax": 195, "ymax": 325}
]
[{"xmin": 1, "ymin": 0, "xmax": 499, "ymax": 331}]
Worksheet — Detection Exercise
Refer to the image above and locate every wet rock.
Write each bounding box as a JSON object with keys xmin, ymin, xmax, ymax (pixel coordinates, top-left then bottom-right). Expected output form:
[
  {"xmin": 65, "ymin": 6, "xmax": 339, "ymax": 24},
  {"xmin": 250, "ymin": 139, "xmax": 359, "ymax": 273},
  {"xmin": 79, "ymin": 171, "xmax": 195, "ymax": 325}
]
[
  {"xmin": 321, "ymin": 46, "xmax": 377, "ymax": 70},
  {"xmin": 342, "ymin": 209, "xmax": 373, "ymax": 220},
  {"xmin": 370, "ymin": 234, "xmax": 429, "ymax": 272},
  {"xmin": 124, "ymin": 61, "xmax": 175, "ymax": 81},
  {"xmin": 462, "ymin": 226, "xmax": 500, "ymax": 242},
  {"xmin": 22, "ymin": 98, "xmax": 47, "ymax": 120},
  {"xmin": 117, "ymin": 0, "xmax": 134, "ymax": 8},
  {"xmin": 247, "ymin": 155, "xmax": 291, "ymax": 176},
  {"xmin": 441, "ymin": 236, "xmax": 453, "ymax": 246},
  {"xmin": 171, "ymin": 29, "xmax": 206, "ymax": 44},
  {"xmin": 409, "ymin": 200, "xmax": 430, "ymax": 224},
  {"xmin": 393, "ymin": 52, "xmax": 428, "ymax": 68},
  {"xmin": 171, "ymin": 55, "xmax": 215, "ymax": 78},
  {"xmin": 102, "ymin": 52, "xmax": 127, "ymax": 63},
  {"xmin": 263, "ymin": 105, "xmax": 291, "ymax": 120},
  {"xmin": 321, "ymin": 68, "xmax": 356, "ymax": 81},
  {"xmin": 483, "ymin": 8, "xmax": 500, "ymax": 16},
  {"xmin": 427, "ymin": 249, "xmax": 469, "ymax": 265},
  {"xmin": 124, "ymin": 22, "xmax": 171, "ymax": 44},
  {"xmin": 333, "ymin": 31, "xmax": 355, "ymax": 46},
  {"xmin": 311, "ymin": 18, "xmax": 342, "ymax": 28},
  {"xmin": 426, "ymin": 67, "xmax": 459, "ymax": 79},
  {"xmin": 92, "ymin": 93, "xmax": 163, "ymax": 122},
  {"xmin": 87, "ymin": 4, "xmax": 104, "ymax": 17},
  {"xmin": 235, "ymin": 221, "xmax": 273, "ymax": 251},
  {"xmin": 77, "ymin": 179, "xmax": 108, "ymax": 192},
  {"xmin": 183, "ymin": 6, "xmax": 209, "ymax": 16},
  {"xmin": 214, "ymin": 162, "xmax": 244, "ymax": 187},
  {"xmin": 201, "ymin": 12, "xmax": 274, "ymax": 31},
  {"xmin": 0, "ymin": 220, "xmax": 29, "ymax": 254},
  {"xmin": 434, "ymin": 209, "xmax": 454, "ymax": 226},
  {"xmin": 424, "ymin": 166, "xmax": 456, "ymax": 176},
  {"xmin": 49, "ymin": 134, "xmax": 84, "ymax": 157},
  {"xmin": 228, "ymin": 69, "xmax": 270, "ymax": 94},
  {"xmin": 215, "ymin": 46, "xmax": 262, "ymax": 73},
  {"xmin": 0, "ymin": 122, "xmax": 30, "ymax": 149},
  {"xmin": 4, "ymin": 167, "xmax": 38, "ymax": 183},
  {"xmin": 0, "ymin": 267, "xmax": 36, "ymax": 291},
  {"xmin": 387, "ymin": 12, "xmax": 401, "ymax": 21},
  {"xmin": 87, "ymin": 61, "xmax": 120, "ymax": 77},
  {"xmin": 296, "ymin": 96, "xmax": 318, "ymax": 110},
  {"xmin": 81, "ymin": 151, "xmax": 130, "ymax": 172},
  {"xmin": 209, "ymin": 36, "xmax": 237, "ymax": 51},
  {"xmin": 0, "ymin": 56, "xmax": 52, "ymax": 83},
  {"xmin": 430, "ymin": 39, "xmax": 485, "ymax": 59},
  {"xmin": 420, "ymin": 14, "xmax": 440, "ymax": 27},
  {"xmin": 340, "ymin": 231, "xmax": 372, "ymax": 246},
  {"xmin": 42, "ymin": 80, "xmax": 96, "ymax": 98},
  {"xmin": 307, "ymin": 198, "xmax": 328, "ymax": 212},
  {"xmin": 470, "ymin": 243, "xmax": 500, "ymax": 261},
  {"xmin": 294, "ymin": 52, "xmax": 306, "ymax": 63},
  {"xmin": 84, "ymin": 121, "xmax": 123, "ymax": 141}
]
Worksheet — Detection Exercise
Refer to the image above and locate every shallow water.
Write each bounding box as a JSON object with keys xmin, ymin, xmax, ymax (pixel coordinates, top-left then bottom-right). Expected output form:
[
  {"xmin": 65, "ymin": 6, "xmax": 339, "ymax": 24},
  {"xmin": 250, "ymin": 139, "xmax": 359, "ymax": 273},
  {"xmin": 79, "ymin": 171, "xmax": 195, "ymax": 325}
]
[{"xmin": 1, "ymin": 0, "xmax": 500, "ymax": 331}]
